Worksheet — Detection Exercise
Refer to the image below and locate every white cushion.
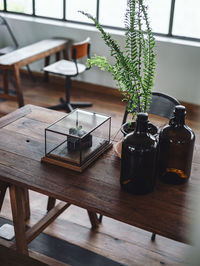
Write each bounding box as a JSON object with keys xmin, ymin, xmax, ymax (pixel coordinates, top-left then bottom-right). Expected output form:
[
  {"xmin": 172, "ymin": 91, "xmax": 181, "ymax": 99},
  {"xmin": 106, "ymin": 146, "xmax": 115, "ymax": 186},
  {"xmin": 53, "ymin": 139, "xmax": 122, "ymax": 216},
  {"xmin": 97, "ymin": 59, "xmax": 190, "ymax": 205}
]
[{"xmin": 43, "ymin": 59, "xmax": 86, "ymax": 76}]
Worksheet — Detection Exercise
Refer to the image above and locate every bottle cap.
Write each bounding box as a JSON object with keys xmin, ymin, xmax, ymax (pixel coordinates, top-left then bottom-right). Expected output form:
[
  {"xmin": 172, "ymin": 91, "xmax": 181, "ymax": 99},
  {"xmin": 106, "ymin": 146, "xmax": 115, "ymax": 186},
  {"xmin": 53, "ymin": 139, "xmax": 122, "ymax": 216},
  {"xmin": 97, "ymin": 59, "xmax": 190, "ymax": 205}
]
[
  {"xmin": 137, "ymin": 112, "xmax": 148, "ymax": 122},
  {"xmin": 174, "ymin": 105, "xmax": 186, "ymax": 117}
]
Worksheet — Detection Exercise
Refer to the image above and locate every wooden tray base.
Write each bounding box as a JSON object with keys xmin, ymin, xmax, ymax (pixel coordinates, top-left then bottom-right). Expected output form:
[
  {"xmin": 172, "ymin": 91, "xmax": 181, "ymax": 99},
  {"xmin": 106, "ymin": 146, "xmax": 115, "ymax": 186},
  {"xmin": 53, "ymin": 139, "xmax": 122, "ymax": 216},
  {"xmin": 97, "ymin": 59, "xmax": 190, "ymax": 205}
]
[{"xmin": 41, "ymin": 142, "xmax": 113, "ymax": 172}]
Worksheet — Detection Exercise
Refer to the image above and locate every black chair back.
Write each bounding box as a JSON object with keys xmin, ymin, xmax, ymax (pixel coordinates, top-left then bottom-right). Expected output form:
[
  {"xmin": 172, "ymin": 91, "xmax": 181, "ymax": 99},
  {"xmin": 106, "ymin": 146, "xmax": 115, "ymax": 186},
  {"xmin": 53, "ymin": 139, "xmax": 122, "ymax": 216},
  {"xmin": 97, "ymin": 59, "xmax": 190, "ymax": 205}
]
[{"xmin": 122, "ymin": 92, "xmax": 180, "ymax": 125}]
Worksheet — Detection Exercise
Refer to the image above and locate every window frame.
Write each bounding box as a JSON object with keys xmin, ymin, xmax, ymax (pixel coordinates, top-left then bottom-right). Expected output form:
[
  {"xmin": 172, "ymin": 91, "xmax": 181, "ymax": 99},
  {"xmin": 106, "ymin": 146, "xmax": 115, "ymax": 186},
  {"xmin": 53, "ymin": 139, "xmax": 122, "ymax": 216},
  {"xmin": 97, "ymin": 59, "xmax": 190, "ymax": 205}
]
[{"xmin": 1, "ymin": 0, "xmax": 200, "ymax": 43}]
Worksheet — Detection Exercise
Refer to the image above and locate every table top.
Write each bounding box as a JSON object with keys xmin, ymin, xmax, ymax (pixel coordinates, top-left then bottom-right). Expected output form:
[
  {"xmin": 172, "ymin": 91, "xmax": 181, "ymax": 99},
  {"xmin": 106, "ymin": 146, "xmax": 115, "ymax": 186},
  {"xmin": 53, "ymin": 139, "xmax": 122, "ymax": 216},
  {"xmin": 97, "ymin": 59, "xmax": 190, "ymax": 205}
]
[
  {"xmin": 0, "ymin": 39, "xmax": 68, "ymax": 66},
  {"xmin": 0, "ymin": 105, "xmax": 199, "ymax": 244}
]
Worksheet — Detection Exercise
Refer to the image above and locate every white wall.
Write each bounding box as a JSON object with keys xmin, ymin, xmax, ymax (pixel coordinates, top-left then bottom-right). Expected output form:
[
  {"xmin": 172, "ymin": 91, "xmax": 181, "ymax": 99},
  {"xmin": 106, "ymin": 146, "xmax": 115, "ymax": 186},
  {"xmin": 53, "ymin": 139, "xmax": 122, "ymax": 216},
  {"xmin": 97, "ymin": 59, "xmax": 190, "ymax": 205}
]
[{"xmin": 0, "ymin": 14, "xmax": 200, "ymax": 105}]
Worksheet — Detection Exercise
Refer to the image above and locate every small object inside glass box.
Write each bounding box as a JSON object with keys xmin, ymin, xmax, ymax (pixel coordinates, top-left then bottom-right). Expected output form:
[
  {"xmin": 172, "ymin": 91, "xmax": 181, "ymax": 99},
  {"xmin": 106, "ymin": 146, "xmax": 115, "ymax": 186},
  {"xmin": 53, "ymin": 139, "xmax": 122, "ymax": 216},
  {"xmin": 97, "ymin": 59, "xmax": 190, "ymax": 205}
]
[
  {"xmin": 68, "ymin": 126, "xmax": 92, "ymax": 151},
  {"xmin": 41, "ymin": 109, "xmax": 112, "ymax": 172}
]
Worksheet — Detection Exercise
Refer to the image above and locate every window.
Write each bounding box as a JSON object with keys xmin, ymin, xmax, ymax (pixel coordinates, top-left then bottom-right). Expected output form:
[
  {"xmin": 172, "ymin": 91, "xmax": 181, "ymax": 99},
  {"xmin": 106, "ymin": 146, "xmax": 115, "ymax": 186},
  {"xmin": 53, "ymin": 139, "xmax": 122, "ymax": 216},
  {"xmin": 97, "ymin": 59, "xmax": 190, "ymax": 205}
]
[
  {"xmin": 0, "ymin": 0, "xmax": 4, "ymax": 10},
  {"xmin": 99, "ymin": 0, "xmax": 126, "ymax": 28},
  {"xmin": 173, "ymin": 0, "xmax": 200, "ymax": 39},
  {"xmin": 35, "ymin": 0, "xmax": 63, "ymax": 19},
  {"xmin": 0, "ymin": 0, "xmax": 200, "ymax": 42},
  {"xmin": 6, "ymin": 0, "xmax": 32, "ymax": 14},
  {"xmin": 148, "ymin": 0, "xmax": 171, "ymax": 34},
  {"xmin": 66, "ymin": 0, "xmax": 97, "ymax": 24}
]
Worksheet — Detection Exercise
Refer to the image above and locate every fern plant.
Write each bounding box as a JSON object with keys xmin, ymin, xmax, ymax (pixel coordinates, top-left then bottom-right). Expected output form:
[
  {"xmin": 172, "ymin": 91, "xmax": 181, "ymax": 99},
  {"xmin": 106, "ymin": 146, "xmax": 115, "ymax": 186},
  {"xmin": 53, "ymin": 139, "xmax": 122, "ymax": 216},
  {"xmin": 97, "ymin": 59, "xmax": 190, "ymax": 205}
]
[{"xmin": 80, "ymin": 0, "xmax": 156, "ymax": 118}]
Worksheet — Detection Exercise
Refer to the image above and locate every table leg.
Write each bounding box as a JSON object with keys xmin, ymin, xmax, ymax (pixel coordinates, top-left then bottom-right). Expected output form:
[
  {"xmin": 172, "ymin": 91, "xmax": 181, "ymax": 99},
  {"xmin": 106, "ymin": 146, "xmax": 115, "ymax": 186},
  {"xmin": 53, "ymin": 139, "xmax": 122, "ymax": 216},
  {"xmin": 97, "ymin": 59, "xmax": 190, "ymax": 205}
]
[
  {"xmin": 87, "ymin": 211, "xmax": 99, "ymax": 229},
  {"xmin": 0, "ymin": 181, "xmax": 8, "ymax": 212},
  {"xmin": 9, "ymin": 185, "xmax": 28, "ymax": 255},
  {"xmin": 13, "ymin": 66, "xmax": 24, "ymax": 107},
  {"xmin": 44, "ymin": 56, "xmax": 50, "ymax": 82},
  {"xmin": 151, "ymin": 233, "xmax": 156, "ymax": 241},
  {"xmin": 2, "ymin": 69, "xmax": 9, "ymax": 94},
  {"xmin": 22, "ymin": 189, "xmax": 30, "ymax": 221},
  {"xmin": 47, "ymin": 197, "xmax": 56, "ymax": 212}
]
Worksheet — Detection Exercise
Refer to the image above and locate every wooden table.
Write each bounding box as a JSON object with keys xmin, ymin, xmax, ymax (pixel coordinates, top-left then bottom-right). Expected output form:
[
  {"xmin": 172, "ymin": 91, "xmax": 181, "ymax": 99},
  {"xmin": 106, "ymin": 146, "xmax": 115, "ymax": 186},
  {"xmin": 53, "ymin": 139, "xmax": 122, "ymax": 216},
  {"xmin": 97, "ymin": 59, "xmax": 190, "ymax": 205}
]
[
  {"xmin": 0, "ymin": 39, "xmax": 68, "ymax": 107},
  {"xmin": 0, "ymin": 105, "xmax": 199, "ymax": 255}
]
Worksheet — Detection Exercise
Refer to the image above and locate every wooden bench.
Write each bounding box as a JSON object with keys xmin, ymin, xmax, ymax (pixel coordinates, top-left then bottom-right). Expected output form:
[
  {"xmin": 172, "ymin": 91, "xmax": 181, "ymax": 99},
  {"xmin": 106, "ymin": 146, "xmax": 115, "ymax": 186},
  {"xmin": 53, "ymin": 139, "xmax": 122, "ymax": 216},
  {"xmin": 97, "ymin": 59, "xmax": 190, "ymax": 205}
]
[
  {"xmin": 0, "ymin": 38, "xmax": 68, "ymax": 107},
  {"xmin": 0, "ymin": 244, "xmax": 47, "ymax": 265}
]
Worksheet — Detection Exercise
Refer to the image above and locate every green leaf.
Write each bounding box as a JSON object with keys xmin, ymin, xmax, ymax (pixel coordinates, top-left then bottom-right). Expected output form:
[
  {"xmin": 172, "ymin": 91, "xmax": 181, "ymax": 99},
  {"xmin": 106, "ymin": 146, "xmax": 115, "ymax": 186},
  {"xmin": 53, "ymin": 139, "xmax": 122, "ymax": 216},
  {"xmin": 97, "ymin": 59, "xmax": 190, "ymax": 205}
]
[{"xmin": 79, "ymin": 0, "xmax": 156, "ymax": 117}]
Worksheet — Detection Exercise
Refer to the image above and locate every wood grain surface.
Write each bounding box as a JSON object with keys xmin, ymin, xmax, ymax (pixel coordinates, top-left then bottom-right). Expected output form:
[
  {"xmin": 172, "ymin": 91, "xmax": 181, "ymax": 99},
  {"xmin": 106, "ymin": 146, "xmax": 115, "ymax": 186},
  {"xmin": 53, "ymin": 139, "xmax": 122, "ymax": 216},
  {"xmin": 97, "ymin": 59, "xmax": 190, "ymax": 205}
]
[
  {"xmin": 0, "ymin": 39, "xmax": 68, "ymax": 107},
  {"xmin": 0, "ymin": 39, "xmax": 68, "ymax": 66},
  {"xmin": 0, "ymin": 104, "xmax": 199, "ymax": 245}
]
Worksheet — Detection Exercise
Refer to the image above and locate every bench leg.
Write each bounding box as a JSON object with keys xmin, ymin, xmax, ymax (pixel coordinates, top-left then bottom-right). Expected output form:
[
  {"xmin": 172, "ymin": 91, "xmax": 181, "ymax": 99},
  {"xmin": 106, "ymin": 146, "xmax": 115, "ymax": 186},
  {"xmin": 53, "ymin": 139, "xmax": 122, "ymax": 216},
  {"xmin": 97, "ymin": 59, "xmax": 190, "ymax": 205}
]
[
  {"xmin": 2, "ymin": 69, "xmax": 9, "ymax": 94},
  {"xmin": 44, "ymin": 56, "xmax": 50, "ymax": 82},
  {"xmin": 26, "ymin": 65, "xmax": 35, "ymax": 82},
  {"xmin": 13, "ymin": 66, "xmax": 24, "ymax": 107},
  {"xmin": 151, "ymin": 233, "xmax": 156, "ymax": 241},
  {"xmin": 98, "ymin": 214, "xmax": 103, "ymax": 223}
]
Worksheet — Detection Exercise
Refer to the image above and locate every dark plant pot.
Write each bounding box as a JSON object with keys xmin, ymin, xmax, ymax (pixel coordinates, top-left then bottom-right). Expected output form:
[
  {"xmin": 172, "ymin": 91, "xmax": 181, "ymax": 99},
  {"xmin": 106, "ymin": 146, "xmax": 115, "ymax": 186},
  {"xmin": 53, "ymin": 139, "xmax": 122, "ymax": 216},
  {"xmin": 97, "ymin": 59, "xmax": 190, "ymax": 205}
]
[{"xmin": 121, "ymin": 121, "xmax": 159, "ymax": 138}]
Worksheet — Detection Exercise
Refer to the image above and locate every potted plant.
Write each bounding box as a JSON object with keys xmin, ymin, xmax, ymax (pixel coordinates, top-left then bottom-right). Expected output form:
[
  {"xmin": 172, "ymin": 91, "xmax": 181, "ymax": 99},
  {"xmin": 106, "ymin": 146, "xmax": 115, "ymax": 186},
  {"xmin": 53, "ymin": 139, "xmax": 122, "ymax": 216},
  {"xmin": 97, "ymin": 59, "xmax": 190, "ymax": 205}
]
[{"xmin": 80, "ymin": 0, "xmax": 156, "ymax": 135}]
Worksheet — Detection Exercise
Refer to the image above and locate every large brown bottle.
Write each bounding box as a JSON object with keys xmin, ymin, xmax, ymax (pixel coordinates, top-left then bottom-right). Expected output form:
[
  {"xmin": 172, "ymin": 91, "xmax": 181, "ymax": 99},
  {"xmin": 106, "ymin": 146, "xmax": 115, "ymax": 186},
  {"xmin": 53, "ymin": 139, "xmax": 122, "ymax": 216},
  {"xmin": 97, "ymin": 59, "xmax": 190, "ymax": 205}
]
[
  {"xmin": 120, "ymin": 113, "xmax": 158, "ymax": 194},
  {"xmin": 159, "ymin": 105, "xmax": 195, "ymax": 184}
]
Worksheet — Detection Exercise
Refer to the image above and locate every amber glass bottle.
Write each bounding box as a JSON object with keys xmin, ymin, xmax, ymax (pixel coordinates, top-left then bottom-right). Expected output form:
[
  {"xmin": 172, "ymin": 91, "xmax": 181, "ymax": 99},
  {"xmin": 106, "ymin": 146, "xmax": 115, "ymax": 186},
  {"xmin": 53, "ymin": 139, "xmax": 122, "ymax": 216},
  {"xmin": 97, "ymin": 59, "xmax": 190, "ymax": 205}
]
[
  {"xmin": 159, "ymin": 105, "xmax": 195, "ymax": 184},
  {"xmin": 120, "ymin": 113, "xmax": 158, "ymax": 194}
]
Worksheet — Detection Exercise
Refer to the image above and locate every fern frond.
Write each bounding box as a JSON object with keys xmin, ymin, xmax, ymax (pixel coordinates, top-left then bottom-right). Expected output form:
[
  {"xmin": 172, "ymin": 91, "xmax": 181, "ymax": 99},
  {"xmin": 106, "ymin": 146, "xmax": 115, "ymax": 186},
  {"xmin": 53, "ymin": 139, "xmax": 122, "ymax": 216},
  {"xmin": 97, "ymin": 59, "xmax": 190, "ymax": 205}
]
[{"xmin": 79, "ymin": 0, "xmax": 156, "ymax": 116}]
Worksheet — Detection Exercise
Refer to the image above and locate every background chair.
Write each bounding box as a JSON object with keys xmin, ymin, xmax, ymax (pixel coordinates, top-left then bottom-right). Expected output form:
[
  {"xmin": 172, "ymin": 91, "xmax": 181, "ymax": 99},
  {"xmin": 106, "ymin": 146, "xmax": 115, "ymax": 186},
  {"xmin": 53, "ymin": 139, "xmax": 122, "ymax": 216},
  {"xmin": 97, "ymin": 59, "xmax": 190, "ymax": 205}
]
[
  {"xmin": 43, "ymin": 37, "xmax": 92, "ymax": 112},
  {"xmin": 0, "ymin": 15, "xmax": 34, "ymax": 81},
  {"xmin": 0, "ymin": 15, "xmax": 18, "ymax": 55},
  {"xmin": 122, "ymin": 92, "xmax": 180, "ymax": 125}
]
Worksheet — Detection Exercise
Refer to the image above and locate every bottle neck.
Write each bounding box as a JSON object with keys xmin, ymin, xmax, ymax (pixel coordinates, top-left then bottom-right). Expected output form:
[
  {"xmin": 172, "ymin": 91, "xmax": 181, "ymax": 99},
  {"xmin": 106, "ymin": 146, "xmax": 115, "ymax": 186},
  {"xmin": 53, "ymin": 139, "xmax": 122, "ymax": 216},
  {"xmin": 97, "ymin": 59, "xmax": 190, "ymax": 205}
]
[
  {"xmin": 135, "ymin": 121, "xmax": 148, "ymax": 134},
  {"xmin": 172, "ymin": 115, "xmax": 185, "ymax": 127},
  {"xmin": 171, "ymin": 105, "xmax": 186, "ymax": 127}
]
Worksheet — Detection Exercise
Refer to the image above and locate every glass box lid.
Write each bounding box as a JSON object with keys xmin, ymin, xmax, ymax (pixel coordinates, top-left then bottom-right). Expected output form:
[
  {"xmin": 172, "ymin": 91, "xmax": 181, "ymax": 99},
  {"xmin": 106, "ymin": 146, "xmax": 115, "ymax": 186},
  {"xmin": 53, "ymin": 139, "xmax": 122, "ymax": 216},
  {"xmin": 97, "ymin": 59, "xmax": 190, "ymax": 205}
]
[{"xmin": 47, "ymin": 109, "xmax": 110, "ymax": 138}]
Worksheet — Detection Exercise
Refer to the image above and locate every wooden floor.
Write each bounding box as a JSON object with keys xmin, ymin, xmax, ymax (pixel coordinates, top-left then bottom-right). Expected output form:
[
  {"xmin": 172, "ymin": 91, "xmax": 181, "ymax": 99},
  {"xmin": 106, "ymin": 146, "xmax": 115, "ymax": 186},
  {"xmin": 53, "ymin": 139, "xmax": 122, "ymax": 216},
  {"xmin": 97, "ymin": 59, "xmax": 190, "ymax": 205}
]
[{"xmin": 0, "ymin": 72, "xmax": 199, "ymax": 266}]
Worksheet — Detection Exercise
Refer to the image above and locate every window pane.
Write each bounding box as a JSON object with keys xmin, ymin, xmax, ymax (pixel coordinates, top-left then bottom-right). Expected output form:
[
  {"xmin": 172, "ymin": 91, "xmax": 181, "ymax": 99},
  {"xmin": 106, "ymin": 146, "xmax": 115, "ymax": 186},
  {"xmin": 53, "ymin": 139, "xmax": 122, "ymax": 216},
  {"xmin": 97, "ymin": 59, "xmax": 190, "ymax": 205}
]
[
  {"xmin": 6, "ymin": 0, "xmax": 32, "ymax": 14},
  {"xmin": 173, "ymin": 0, "xmax": 200, "ymax": 39},
  {"xmin": 0, "ymin": 0, "xmax": 4, "ymax": 10},
  {"xmin": 35, "ymin": 0, "xmax": 63, "ymax": 19},
  {"xmin": 66, "ymin": 0, "xmax": 97, "ymax": 24},
  {"xmin": 99, "ymin": 0, "xmax": 126, "ymax": 28},
  {"xmin": 148, "ymin": 0, "xmax": 171, "ymax": 34}
]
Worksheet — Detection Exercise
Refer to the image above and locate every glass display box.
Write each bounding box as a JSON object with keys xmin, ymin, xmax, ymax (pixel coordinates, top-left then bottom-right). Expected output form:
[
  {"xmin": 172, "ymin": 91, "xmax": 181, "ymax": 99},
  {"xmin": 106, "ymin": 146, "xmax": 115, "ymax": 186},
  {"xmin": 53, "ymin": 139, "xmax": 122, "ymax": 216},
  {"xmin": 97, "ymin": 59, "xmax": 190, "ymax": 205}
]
[{"xmin": 41, "ymin": 109, "xmax": 112, "ymax": 172}]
